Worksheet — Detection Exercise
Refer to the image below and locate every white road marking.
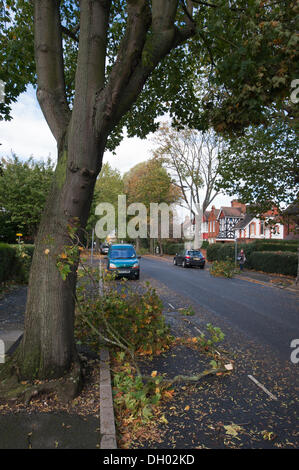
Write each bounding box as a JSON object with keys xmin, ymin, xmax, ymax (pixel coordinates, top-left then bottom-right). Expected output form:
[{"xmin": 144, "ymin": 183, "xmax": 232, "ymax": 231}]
[
  {"xmin": 248, "ymin": 375, "xmax": 278, "ymax": 401},
  {"xmin": 168, "ymin": 303, "xmax": 175, "ymax": 310},
  {"xmin": 194, "ymin": 326, "xmax": 204, "ymax": 336}
]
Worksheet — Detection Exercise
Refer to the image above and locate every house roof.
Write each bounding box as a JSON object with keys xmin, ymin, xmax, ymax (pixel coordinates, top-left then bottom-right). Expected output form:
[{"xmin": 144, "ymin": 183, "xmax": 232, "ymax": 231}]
[
  {"xmin": 203, "ymin": 211, "xmax": 210, "ymax": 221},
  {"xmin": 283, "ymin": 200, "xmax": 299, "ymax": 216},
  {"xmin": 233, "ymin": 213, "xmax": 254, "ymax": 230},
  {"xmin": 217, "ymin": 206, "xmax": 244, "ymax": 219},
  {"xmin": 210, "ymin": 208, "xmax": 220, "ymax": 218}
]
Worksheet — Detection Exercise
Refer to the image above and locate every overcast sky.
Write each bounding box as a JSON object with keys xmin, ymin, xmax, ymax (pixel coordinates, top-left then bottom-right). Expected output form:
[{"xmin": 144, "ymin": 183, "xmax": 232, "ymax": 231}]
[{"xmin": 0, "ymin": 85, "xmax": 233, "ymax": 214}]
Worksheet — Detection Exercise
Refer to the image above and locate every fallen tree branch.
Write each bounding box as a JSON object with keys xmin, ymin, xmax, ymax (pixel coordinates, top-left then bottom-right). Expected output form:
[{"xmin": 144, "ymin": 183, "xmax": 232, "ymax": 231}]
[{"xmin": 142, "ymin": 367, "xmax": 230, "ymax": 386}]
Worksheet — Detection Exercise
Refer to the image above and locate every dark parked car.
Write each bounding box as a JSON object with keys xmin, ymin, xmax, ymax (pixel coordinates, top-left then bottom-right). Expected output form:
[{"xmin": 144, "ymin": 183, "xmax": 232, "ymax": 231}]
[
  {"xmin": 100, "ymin": 243, "xmax": 110, "ymax": 255},
  {"xmin": 173, "ymin": 249, "xmax": 205, "ymax": 269}
]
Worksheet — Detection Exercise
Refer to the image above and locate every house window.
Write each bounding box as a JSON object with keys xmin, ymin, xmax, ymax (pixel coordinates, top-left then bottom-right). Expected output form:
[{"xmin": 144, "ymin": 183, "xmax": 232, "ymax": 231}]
[
  {"xmin": 250, "ymin": 222, "xmax": 256, "ymax": 237},
  {"xmin": 260, "ymin": 221, "xmax": 264, "ymax": 235}
]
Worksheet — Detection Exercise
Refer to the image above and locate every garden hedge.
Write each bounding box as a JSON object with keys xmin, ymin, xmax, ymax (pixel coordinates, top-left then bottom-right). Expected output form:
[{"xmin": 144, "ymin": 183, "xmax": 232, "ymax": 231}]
[
  {"xmin": 0, "ymin": 244, "xmax": 34, "ymax": 283},
  {"xmin": 163, "ymin": 242, "xmax": 184, "ymax": 255},
  {"xmin": 206, "ymin": 241, "xmax": 298, "ymax": 276},
  {"xmin": 0, "ymin": 243, "xmax": 16, "ymax": 283},
  {"xmin": 247, "ymin": 251, "xmax": 297, "ymax": 277},
  {"xmin": 253, "ymin": 241, "xmax": 299, "ymax": 252}
]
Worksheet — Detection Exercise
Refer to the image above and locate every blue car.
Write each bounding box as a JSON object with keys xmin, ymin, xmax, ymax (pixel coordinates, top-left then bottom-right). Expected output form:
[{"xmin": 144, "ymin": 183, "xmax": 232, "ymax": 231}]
[{"xmin": 106, "ymin": 244, "xmax": 140, "ymax": 279}]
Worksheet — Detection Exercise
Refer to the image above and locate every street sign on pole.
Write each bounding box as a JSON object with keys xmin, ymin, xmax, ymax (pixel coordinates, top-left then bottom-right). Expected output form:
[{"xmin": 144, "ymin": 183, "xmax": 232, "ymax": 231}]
[{"xmin": 91, "ymin": 228, "xmax": 94, "ymax": 265}]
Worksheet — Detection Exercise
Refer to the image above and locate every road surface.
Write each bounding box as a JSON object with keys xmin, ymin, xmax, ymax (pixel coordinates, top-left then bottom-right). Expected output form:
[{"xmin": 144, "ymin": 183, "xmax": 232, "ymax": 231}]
[{"xmin": 131, "ymin": 256, "xmax": 299, "ymax": 448}]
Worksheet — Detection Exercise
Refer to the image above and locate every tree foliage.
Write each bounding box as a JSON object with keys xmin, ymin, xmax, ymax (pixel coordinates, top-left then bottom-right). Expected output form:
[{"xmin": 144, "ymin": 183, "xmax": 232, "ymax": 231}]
[
  {"xmin": 86, "ymin": 162, "xmax": 124, "ymax": 240},
  {"xmin": 216, "ymin": 120, "xmax": 299, "ymax": 213},
  {"xmin": 124, "ymin": 158, "xmax": 182, "ymax": 208},
  {"xmin": 1, "ymin": 0, "xmax": 298, "ymax": 139},
  {"xmin": 0, "ymin": 155, "xmax": 54, "ymax": 241}
]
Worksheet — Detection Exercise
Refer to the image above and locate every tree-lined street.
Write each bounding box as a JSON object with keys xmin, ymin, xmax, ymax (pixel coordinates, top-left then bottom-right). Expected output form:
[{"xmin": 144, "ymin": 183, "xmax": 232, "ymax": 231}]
[{"xmin": 0, "ymin": 0, "xmax": 298, "ymax": 453}]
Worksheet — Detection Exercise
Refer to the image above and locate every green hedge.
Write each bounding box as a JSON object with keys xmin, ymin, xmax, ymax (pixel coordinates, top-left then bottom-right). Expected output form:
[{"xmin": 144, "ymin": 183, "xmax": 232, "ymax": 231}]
[
  {"xmin": 207, "ymin": 240, "xmax": 299, "ymax": 262},
  {"xmin": 206, "ymin": 242, "xmax": 298, "ymax": 276},
  {"xmin": 0, "ymin": 243, "xmax": 16, "ymax": 283},
  {"xmin": 253, "ymin": 241, "xmax": 299, "ymax": 252},
  {"xmin": 0, "ymin": 243, "xmax": 34, "ymax": 283},
  {"xmin": 254, "ymin": 238, "xmax": 299, "ymax": 244},
  {"xmin": 163, "ymin": 242, "xmax": 184, "ymax": 255},
  {"xmin": 248, "ymin": 251, "xmax": 297, "ymax": 277}
]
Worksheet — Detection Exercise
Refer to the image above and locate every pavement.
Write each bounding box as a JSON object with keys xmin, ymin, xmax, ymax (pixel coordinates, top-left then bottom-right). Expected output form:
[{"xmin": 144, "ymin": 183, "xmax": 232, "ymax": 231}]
[{"xmin": 0, "ymin": 285, "xmax": 116, "ymax": 450}]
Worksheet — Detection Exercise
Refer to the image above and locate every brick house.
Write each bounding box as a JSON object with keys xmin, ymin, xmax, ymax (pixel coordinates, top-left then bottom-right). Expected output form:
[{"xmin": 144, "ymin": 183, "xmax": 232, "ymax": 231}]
[
  {"xmin": 207, "ymin": 206, "xmax": 220, "ymax": 243},
  {"xmin": 234, "ymin": 207, "xmax": 285, "ymax": 241},
  {"xmin": 216, "ymin": 200, "xmax": 246, "ymax": 241}
]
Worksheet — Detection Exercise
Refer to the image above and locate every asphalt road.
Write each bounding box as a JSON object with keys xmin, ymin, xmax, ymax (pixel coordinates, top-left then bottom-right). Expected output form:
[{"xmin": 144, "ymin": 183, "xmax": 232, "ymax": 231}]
[
  {"xmin": 140, "ymin": 257, "xmax": 299, "ymax": 362},
  {"xmin": 131, "ymin": 256, "xmax": 299, "ymax": 448}
]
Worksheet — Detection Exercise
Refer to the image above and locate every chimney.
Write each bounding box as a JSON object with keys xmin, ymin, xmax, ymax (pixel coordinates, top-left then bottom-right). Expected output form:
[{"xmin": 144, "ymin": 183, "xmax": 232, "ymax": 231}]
[{"xmin": 231, "ymin": 199, "xmax": 246, "ymax": 214}]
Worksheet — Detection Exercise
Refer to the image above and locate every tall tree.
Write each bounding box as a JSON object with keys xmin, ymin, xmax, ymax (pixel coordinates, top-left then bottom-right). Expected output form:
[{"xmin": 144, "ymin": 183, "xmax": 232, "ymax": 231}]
[
  {"xmin": 124, "ymin": 158, "xmax": 182, "ymax": 253},
  {"xmin": 153, "ymin": 124, "xmax": 222, "ymax": 214},
  {"xmin": 0, "ymin": 0, "xmax": 297, "ymax": 388}
]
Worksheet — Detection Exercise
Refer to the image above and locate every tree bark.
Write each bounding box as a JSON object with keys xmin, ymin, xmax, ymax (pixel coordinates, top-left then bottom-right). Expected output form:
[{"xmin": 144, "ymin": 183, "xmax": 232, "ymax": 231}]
[{"xmin": 16, "ymin": 133, "xmax": 102, "ymax": 380}]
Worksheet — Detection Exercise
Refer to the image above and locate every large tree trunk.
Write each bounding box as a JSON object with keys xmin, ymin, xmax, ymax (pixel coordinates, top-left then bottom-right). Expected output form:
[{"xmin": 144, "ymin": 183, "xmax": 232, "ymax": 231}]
[
  {"xmin": 1, "ymin": 0, "xmax": 195, "ymax": 389},
  {"xmin": 17, "ymin": 135, "xmax": 102, "ymax": 380}
]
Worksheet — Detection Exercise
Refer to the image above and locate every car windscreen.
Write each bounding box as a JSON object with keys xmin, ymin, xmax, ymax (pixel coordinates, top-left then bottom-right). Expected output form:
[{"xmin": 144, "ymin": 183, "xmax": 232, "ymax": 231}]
[
  {"xmin": 187, "ymin": 251, "xmax": 202, "ymax": 257},
  {"xmin": 110, "ymin": 247, "xmax": 136, "ymax": 259}
]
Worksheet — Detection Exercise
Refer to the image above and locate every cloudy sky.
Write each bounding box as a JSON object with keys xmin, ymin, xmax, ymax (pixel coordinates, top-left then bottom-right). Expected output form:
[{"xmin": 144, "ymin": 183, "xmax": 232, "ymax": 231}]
[{"xmin": 0, "ymin": 85, "xmax": 233, "ymax": 213}]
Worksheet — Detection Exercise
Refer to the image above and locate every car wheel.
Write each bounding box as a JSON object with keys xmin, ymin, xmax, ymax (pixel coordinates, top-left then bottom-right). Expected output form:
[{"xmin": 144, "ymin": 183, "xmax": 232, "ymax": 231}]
[
  {"xmin": 173, "ymin": 258, "xmax": 177, "ymax": 266},
  {"xmin": 182, "ymin": 260, "xmax": 186, "ymax": 268}
]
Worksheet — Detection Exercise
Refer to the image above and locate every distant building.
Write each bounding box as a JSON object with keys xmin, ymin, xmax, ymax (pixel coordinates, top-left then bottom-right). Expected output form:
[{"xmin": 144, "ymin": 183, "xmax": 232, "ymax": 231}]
[
  {"xmin": 207, "ymin": 206, "xmax": 220, "ymax": 243},
  {"xmin": 283, "ymin": 201, "xmax": 299, "ymax": 240},
  {"xmin": 216, "ymin": 200, "xmax": 246, "ymax": 241},
  {"xmin": 201, "ymin": 211, "xmax": 210, "ymax": 240},
  {"xmin": 234, "ymin": 210, "xmax": 284, "ymax": 242},
  {"xmin": 204, "ymin": 200, "xmax": 287, "ymax": 243}
]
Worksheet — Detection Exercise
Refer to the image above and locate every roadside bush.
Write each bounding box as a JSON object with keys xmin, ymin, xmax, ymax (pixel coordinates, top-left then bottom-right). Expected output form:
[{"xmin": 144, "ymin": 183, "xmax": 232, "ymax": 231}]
[
  {"xmin": 0, "ymin": 243, "xmax": 34, "ymax": 283},
  {"xmin": 209, "ymin": 260, "xmax": 236, "ymax": 278},
  {"xmin": 217, "ymin": 244, "xmax": 235, "ymax": 261},
  {"xmin": 0, "ymin": 243, "xmax": 16, "ymax": 283},
  {"xmin": 201, "ymin": 240, "xmax": 209, "ymax": 249},
  {"xmin": 247, "ymin": 251, "xmax": 297, "ymax": 276},
  {"xmin": 163, "ymin": 242, "xmax": 184, "ymax": 255},
  {"xmin": 254, "ymin": 241, "xmax": 299, "ymax": 253},
  {"xmin": 206, "ymin": 243, "xmax": 222, "ymax": 261}
]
